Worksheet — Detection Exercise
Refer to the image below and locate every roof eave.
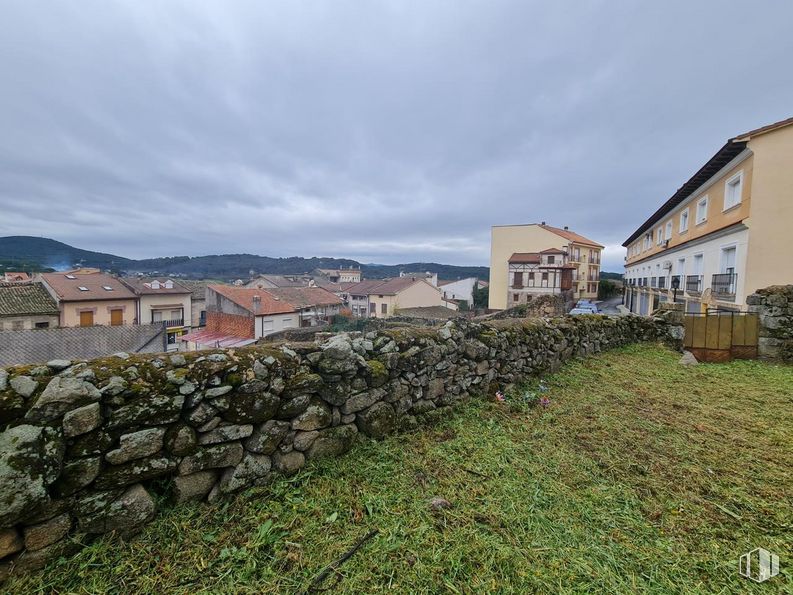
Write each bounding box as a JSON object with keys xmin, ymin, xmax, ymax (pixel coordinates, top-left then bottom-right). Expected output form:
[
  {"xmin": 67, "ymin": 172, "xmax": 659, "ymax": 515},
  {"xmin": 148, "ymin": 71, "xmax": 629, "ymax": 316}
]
[{"xmin": 622, "ymin": 139, "xmax": 748, "ymax": 247}]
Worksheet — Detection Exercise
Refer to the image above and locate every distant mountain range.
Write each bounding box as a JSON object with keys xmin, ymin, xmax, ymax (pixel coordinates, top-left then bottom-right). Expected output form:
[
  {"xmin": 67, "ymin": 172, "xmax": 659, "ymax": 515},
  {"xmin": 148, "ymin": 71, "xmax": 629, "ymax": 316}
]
[{"xmin": 0, "ymin": 236, "xmax": 490, "ymax": 281}]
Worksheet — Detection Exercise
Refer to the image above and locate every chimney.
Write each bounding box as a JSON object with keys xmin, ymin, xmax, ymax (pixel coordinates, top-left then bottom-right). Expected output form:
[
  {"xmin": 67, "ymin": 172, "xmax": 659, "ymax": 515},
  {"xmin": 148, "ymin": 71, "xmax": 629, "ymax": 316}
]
[
  {"xmin": 564, "ymin": 226, "xmax": 569, "ymax": 230},
  {"xmin": 541, "ymin": 221, "xmax": 546, "ymax": 225},
  {"xmin": 252, "ymin": 295, "xmax": 260, "ymax": 315}
]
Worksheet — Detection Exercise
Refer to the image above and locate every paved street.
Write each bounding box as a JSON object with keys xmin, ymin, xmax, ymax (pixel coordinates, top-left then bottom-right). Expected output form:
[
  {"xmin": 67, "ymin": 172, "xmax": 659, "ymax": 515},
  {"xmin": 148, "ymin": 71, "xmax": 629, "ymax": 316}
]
[{"xmin": 596, "ymin": 295, "xmax": 623, "ymax": 314}]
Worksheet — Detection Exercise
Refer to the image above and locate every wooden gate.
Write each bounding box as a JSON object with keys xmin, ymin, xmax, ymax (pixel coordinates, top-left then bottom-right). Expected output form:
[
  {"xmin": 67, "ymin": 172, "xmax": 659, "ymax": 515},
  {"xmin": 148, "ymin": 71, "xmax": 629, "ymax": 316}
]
[{"xmin": 683, "ymin": 310, "xmax": 759, "ymax": 362}]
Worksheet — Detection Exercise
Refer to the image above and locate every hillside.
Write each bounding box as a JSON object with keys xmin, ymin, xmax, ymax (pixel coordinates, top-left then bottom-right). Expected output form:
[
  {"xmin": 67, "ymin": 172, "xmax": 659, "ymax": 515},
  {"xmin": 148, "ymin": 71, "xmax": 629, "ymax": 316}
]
[
  {"xmin": 0, "ymin": 236, "xmax": 489, "ymax": 281},
  {"xmin": 0, "ymin": 236, "xmax": 132, "ymax": 272}
]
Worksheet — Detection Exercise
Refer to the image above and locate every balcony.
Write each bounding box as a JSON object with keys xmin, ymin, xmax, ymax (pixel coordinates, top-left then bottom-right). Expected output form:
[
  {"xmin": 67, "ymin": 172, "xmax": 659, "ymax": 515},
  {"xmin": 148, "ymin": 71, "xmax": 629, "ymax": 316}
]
[
  {"xmin": 685, "ymin": 275, "xmax": 702, "ymax": 293},
  {"xmin": 153, "ymin": 317, "xmax": 185, "ymax": 328},
  {"xmin": 712, "ymin": 273, "xmax": 737, "ymax": 298}
]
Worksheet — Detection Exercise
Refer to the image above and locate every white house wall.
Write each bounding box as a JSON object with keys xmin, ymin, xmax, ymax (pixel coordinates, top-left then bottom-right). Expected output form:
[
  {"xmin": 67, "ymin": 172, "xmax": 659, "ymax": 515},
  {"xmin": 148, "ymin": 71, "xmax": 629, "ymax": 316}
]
[{"xmin": 624, "ymin": 225, "xmax": 749, "ymax": 314}]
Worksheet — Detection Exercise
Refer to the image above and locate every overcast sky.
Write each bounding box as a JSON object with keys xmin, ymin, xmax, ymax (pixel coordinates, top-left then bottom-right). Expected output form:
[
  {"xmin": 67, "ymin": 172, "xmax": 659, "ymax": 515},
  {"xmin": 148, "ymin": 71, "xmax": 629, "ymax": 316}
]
[{"xmin": 1, "ymin": 1, "xmax": 792, "ymax": 271}]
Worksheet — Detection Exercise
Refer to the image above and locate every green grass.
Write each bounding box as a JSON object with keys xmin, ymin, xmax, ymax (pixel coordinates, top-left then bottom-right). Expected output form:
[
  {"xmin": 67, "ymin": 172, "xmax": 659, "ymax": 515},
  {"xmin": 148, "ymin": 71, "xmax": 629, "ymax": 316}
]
[{"xmin": 7, "ymin": 344, "xmax": 793, "ymax": 594}]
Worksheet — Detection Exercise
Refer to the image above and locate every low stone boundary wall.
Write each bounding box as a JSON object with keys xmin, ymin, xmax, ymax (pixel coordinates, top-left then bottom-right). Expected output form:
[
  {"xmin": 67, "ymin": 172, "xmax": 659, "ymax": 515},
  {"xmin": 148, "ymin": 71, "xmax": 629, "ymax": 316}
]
[
  {"xmin": 747, "ymin": 285, "xmax": 793, "ymax": 361},
  {"xmin": 0, "ymin": 315, "xmax": 674, "ymax": 581}
]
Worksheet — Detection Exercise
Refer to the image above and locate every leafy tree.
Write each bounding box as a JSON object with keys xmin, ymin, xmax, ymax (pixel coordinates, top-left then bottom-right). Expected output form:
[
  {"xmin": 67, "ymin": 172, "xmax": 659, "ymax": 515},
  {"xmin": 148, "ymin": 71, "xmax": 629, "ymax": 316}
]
[
  {"xmin": 473, "ymin": 285, "xmax": 489, "ymax": 309},
  {"xmin": 597, "ymin": 279, "xmax": 620, "ymax": 300}
]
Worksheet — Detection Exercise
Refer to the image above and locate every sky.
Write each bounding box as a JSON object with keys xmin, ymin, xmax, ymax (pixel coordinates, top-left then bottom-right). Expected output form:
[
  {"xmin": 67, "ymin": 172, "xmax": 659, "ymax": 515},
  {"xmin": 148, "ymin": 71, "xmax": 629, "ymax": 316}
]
[{"xmin": 1, "ymin": 1, "xmax": 792, "ymax": 272}]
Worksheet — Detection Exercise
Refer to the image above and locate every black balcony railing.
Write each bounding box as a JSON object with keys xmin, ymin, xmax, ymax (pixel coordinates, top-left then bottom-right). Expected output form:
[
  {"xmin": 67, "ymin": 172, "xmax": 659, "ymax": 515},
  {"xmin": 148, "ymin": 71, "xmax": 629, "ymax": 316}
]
[
  {"xmin": 712, "ymin": 273, "xmax": 737, "ymax": 297},
  {"xmin": 154, "ymin": 318, "xmax": 184, "ymax": 327},
  {"xmin": 686, "ymin": 275, "xmax": 702, "ymax": 293}
]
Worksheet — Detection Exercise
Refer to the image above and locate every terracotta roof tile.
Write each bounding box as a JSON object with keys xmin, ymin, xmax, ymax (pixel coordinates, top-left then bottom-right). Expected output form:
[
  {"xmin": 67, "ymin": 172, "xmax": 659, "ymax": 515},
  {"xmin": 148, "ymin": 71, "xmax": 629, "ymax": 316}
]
[
  {"xmin": 41, "ymin": 271, "xmax": 136, "ymax": 302},
  {"xmin": 508, "ymin": 253, "xmax": 541, "ymax": 264},
  {"xmin": 208, "ymin": 285, "xmax": 296, "ymax": 315},
  {"xmin": 121, "ymin": 278, "xmax": 192, "ymax": 295},
  {"xmin": 540, "ymin": 225, "xmax": 604, "ymax": 248},
  {"xmin": 345, "ymin": 277, "xmax": 433, "ymax": 296}
]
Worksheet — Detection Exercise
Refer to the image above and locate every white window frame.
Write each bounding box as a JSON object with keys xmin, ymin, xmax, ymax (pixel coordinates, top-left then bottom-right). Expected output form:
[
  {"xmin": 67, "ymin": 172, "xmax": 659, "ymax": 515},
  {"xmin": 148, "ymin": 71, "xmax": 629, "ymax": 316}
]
[
  {"xmin": 679, "ymin": 208, "xmax": 689, "ymax": 233},
  {"xmin": 665, "ymin": 220, "xmax": 673, "ymax": 241},
  {"xmin": 656, "ymin": 226, "xmax": 664, "ymax": 245},
  {"xmin": 695, "ymin": 195, "xmax": 709, "ymax": 224},
  {"xmin": 724, "ymin": 171, "xmax": 743, "ymax": 211}
]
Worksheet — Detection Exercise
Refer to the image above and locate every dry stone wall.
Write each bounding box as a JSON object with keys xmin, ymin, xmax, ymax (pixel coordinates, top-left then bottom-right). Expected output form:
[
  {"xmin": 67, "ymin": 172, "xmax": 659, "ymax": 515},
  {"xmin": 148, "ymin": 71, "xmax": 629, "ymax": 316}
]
[
  {"xmin": 747, "ymin": 285, "xmax": 793, "ymax": 361},
  {"xmin": 0, "ymin": 315, "xmax": 674, "ymax": 581}
]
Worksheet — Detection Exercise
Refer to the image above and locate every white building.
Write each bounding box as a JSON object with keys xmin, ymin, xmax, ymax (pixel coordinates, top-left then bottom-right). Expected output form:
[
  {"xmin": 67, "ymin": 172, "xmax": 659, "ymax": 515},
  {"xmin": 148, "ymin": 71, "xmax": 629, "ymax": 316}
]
[{"xmin": 437, "ymin": 277, "xmax": 480, "ymax": 307}]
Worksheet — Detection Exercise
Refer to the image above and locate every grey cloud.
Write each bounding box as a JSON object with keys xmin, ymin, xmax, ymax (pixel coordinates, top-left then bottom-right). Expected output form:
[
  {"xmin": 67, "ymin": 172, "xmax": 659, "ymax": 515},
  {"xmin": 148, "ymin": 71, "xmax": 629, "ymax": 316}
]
[{"xmin": 1, "ymin": 0, "xmax": 792, "ymax": 272}]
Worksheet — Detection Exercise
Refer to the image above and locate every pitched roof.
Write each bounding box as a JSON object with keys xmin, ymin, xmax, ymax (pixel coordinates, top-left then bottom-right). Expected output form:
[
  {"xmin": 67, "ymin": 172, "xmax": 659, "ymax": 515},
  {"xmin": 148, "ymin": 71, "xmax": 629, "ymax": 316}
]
[
  {"xmin": 508, "ymin": 253, "xmax": 541, "ymax": 264},
  {"xmin": 177, "ymin": 280, "xmax": 213, "ymax": 300},
  {"xmin": 0, "ymin": 282, "xmax": 60, "ymax": 317},
  {"xmin": 622, "ymin": 140, "xmax": 747, "ymax": 246},
  {"xmin": 734, "ymin": 115, "xmax": 793, "ymax": 141},
  {"xmin": 121, "ymin": 278, "xmax": 191, "ymax": 295},
  {"xmin": 208, "ymin": 285, "xmax": 296, "ymax": 315},
  {"xmin": 539, "ymin": 224, "xmax": 604, "ymax": 248},
  {"xmin": 540, "ymin": 248, "xmax": 566, "ymax": 254},
  {"xmin": 622, "ymin": 116, "xmax": 793, "ymax": 247},
  {"xmin": 264, "ymin": 287, "xmax": 343, "ymax": 308},
  {"xmin": 249, "ymin": 275, "xmax": 309, "ymax": 288},
  {"xmin": 2, "ymin": 272, "xmax": 31, "ymax": 282},
  {"xmin": 345, "ymin": 279, "xmax": 392, "ymax": 296},
  {"xmin": 0, "ymin": 324, "xmax": 166, "ymax": 366},
  {"xmin": 41, "ymin": 271, "xmax": 136, "ymax": 302},
  {"xmin": 345, "ymin": 277, "xmax": 434, "ymax": 296}
]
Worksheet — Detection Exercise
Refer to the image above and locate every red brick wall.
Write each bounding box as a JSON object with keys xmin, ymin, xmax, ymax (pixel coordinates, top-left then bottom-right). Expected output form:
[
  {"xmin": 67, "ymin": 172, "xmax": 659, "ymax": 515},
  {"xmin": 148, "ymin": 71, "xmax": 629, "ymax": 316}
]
[{"xmin": 205, "ymin": 311, "xmax": 254, "ymax": 339}]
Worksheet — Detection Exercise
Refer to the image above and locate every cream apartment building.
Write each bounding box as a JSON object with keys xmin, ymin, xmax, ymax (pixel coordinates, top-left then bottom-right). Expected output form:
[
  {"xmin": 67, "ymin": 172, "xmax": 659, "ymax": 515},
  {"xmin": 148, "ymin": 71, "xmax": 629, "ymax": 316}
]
[
  {"xmin": 121, "ymin": 278, "xmax": 193, "ymax": 349},
  {"xmin": 623, "ymin": 116, "xmax": 793, "ymax": 315},
  {"xmin": 345, "ymin": 277, "xmax": 446, "ymax": 318},
  {"xmin": 489, "ymin": 223, "xmax": 603, "ymax": 310},
  {"xmin": 41, "ymin": 270, "xmax": 137, "ymax": 327}
]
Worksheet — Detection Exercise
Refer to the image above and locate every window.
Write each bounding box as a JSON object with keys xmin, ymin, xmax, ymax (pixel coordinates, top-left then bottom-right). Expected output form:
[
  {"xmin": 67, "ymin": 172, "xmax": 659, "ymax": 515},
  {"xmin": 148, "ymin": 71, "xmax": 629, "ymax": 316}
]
[
  {"xmin": 547, "ymin": 255, "xmax": 555, "ymax": 264},
  {"xmin": 78, "ymin": 286, "xmax": 89, "ymax": 292},
  {"xmin": 35, "ymin": 321, "xmax": 49, "ymax": 329},
  {"xmin": 110, "ymin": 309, "xmax": 123, "ymax": 326},
  {"xmin": 513, "ymin": 293, "xmax": 519, "ymax": 302},
  {"xmin": 657, "ymin": 226, "xmax": 664, "ymax": 245},
  {"xmin": 665, "ymin": 220, "xmax": 673, "ymax": 240},
  {"xmin": 170, "ymin": 309, "xmax": 182, "ymax": 320},
  {"xmin": 696, "ymin": 196, "xmax": 708, "ymax": 224},
  {"xmin": 679, "ymin": 208, "xmax": 689, "ymax": 233},
  {"xmin": 512, "ymin": 272, "xmax": 523, "ymax": 287},
  {"xmin": 528, "ymin": 272, "xmax": 535, "ymax": 282},
  {"xmin": 79, "ymin": 311, "xmax": 94, "ymax": 327},
  {"xmin": 720, "ymin": 246, "xmax": 737, "ymax": 274},
  {"xmin": 369, "ymin": 303, "xmax": 376, "ymax": 314},
  {"xmin": 381, "ymin": 303, "xmax": 387, "ymax": 314},
  {"xmin": 724, "ymin": 172, "xmax": 743, "ymax": 210},
  {"xmin": 102, "ymin": 286, "xmax": 114, "ymax": 291},
  {"xmin": 65, "ymin": 274, "xmax": 76, "ymax": 279},
  {"xmin": 541, "ymin": 272, "xmax": 548, "ymax": 282},
  {"xmin": 676, "ymin": 258, "xmax": 686, "ymax": 276}
]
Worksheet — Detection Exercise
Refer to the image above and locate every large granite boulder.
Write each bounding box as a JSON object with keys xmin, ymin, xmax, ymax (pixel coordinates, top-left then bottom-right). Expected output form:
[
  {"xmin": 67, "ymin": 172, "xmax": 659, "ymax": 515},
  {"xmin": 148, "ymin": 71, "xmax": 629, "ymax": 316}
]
[{"xmin": 0, "ymin": 425, "xmax": 64, "ymax": 526}]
